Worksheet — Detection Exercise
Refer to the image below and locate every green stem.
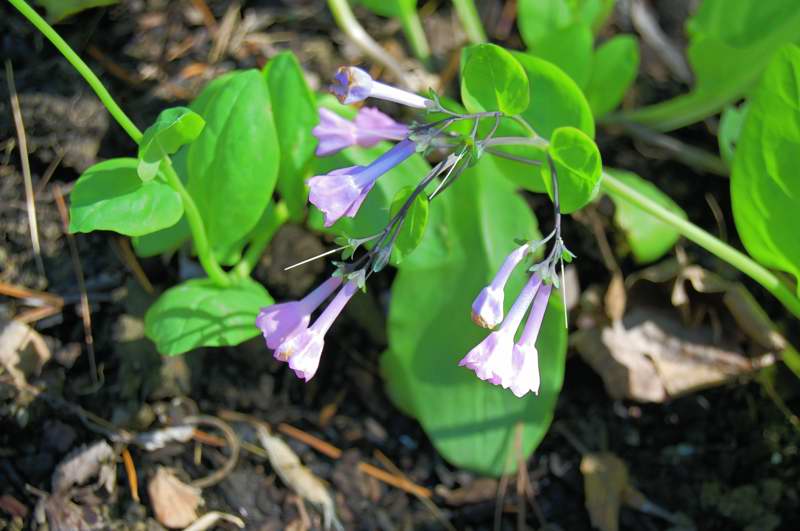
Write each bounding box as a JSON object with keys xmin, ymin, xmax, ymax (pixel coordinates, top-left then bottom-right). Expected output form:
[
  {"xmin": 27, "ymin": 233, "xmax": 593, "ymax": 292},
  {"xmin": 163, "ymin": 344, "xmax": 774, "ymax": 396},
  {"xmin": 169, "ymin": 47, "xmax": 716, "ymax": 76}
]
[
  {"xmin": 398, "ymin": 7, "xmax": 432, "ymax": 68},
  {"xmin": 162, "ymin": 162, "xmax": 230, "ymax": 287},
  {"xmin": 233, "ymin": 201, "xmax": 290, "ymax": 279},
  {"xmin": 600, "ymin": 171, "xmax": 800, "ymax": 319},
  {"xmin": 8, "ymin": 0, "xmax": 142, "ymax": 143},
  {"xmin": 452, "ymin": 0, "xmax": 487, "ymax": 44},
  {"xmin": 10, "ymin": 0, "xmax": 230, "ymax": 286}
]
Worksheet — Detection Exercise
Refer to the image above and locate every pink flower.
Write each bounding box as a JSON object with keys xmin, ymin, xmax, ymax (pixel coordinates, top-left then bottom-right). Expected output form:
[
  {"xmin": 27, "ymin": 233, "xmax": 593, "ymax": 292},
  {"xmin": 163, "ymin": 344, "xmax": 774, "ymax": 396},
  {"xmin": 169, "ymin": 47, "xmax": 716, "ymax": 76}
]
[
  {"xmin": 510, "ymin": 284, "xmax": 551, "ymax": 397},
  {"xmin": 471, "ymin": 243, "xmax": 530, "ymax": 329},
  {"xmin": 274, "ymin": 280, "xmax": 359, "ymax": 381},
  {"xmin": 256, "ymin": 277, "xmax": 342, "ymax": 350},
  {"xmin": 312, "ymin": 107, "xmax": 409, "ymax": 157}
]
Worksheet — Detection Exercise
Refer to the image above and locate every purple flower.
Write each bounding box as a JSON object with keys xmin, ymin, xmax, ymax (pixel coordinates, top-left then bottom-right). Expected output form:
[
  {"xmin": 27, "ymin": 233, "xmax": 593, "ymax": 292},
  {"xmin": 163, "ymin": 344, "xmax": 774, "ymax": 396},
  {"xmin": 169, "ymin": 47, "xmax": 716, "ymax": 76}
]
[
  {"xmin": 331, "ymin": 66, "xmax": 432, "ymax": 109},
  {"xmin": 510, "ymin": 284, "xmax": 551, "ymax": 397},
  {"xmin": 307, "ymin": 139, "xmax": 416, "ymax": 227},
  {"xmin": 274, "ymin": 280, "xmax": 358, "ymax": 381},
  {"xmin": 460, "ymin": 274, "xmax": 543, "ymax": 388},
  {"xmin": 471, "ymin": 243, "xmax": 530, "ymax": 329},
  {"xmin": 312, "ymin": 107, "xmax": 409, "ymax": 157},
  {"xmin": 256, "ymin": 276, "xmax": 343, "ymax": 350}
]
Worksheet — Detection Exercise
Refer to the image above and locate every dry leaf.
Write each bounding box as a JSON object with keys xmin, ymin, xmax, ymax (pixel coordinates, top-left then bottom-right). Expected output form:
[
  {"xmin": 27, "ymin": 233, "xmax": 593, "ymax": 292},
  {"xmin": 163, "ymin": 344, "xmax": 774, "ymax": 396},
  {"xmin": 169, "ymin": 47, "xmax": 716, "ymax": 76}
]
[
  {"xmin": 604, "ymin": 273, "xmax": 627, "ymax": 323},
  {"xmin": 435, "ymin": 478, "xmax": 498, "ymax": 506},
  {"xmin": 182, "ymin": 511, "xmax": 245, "ymax": 531},
  {"xmin": 581, "ymin": 452, "xmax": 628, "ymax": 531},
  {"xmin": 52, "ymin": 441, "xmax": 115, "ymax": 494},
  {"xmin": 0, "ymin": 318, "xmax": 51, "ymax": 386},
  {"xmin": 256, "ymin": 426, "xmax": 343, "ymax": 531},
  {"xmin": 134, "ymin": 425, "xmax": 195, "ymax": 451},
  {"xmin": 148, "ymin": 467, "xmax": 204, "ymax": 529}
]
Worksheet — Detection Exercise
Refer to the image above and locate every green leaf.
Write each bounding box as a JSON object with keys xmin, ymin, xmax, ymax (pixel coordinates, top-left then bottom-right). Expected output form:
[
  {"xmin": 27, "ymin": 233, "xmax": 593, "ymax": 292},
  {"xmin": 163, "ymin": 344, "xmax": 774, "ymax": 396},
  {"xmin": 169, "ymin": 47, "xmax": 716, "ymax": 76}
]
[
  {"xmin": 460, "ymin": 44, "xmax": 531, "ymax": 115},
  {"xmin": 531, "ymin": 23, "xmax": 594, "ymax": 88},
  {"xmin": 69, "ymin": 158, "xmax": 183, "ymax": 237},
  {"xmin": 517, "ymin": 0, "xmax": 572, "ymax": 48},
  {"xmin": 584, "ymin": 35, "xmax": 640, "ymax": 118},
  {"xmin": 388, "ymin": 186, "xmax": 429, "ymax": 264},
  {"xmin": 382, "ymin": 158, "xmax": 567, "ymax": 475},
  {"xmin": 620, "ymin": 0, "xmax": 800, "ymax": 131},
  {"xmin": 263, "ymin": 52, "xmax": 318, "ymax": 221},
  {"xmin": 354, "ymin": 0, "xmax": 415, "ymax": 17},
  {"xmin": 145, "ymin": 277, "xmax": 273, "ymax": 356},
  {"xmin": 731, "ymin": 44, "xmax": 800, "ymax": 292},
  {"xmin": 138, "ymin": 107, "xmax": 205, "ymax": 181},
  {"xmin": 34, "ymin": 0, "xmax": 117, "ymax": 22},
  {"xmin": 543, "ymin": 127, "xmax": 602, "ymax": 213},
  {"xmin": 718, "ymin": 102, "xmax": 749, "ymax": 167},
  {"xmin": 605, "ymin": 169, "xmax": 686, "ymax": 263},
  {"xmin": 186, "ymin": 70, "xmax": 280, "ymax": 264}
]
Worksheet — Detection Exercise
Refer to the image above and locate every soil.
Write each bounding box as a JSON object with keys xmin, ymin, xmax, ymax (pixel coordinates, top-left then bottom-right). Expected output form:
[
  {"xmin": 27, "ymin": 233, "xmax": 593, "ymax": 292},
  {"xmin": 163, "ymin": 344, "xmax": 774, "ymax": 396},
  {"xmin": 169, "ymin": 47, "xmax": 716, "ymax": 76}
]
[{"xmin": 1, "ymin": 1, "xmax": 799, "ymax": 530}]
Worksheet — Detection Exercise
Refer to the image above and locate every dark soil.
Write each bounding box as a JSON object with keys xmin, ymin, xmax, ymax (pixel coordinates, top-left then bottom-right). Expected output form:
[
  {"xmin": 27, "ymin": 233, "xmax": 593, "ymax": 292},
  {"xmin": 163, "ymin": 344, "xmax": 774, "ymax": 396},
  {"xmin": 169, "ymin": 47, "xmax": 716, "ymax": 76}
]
[{"xmin": 1, "ymin": 1, "xmax": 798, "ymax": 530}]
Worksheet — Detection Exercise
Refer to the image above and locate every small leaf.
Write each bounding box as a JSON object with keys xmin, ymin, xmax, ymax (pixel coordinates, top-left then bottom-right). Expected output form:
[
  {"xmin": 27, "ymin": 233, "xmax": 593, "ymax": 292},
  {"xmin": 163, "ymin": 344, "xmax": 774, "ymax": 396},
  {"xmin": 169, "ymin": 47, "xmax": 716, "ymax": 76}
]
[
  {"xmin": 531, "ymin": 23, "xmax": 594, "ymax": 88},
  {"xmin": 69, "ymin": 158, "xmax": 183, "ymax": 237},
  {"xmin": 517, "ymin": 0, "xmax": 572, "ymax": 48},
  {"xmin": 138, "ymin": 107, "xmax": 205, "ymax": 181},
  {"xmin": 354, "ymin": 0, "xmax": 416, "ymax": 17},
  {"xmin": 543, "ymin": 127, "xmax": 602, "ymax": 213},
  {"xmin": 460, "ymin": 44, "xmax": 530, "ymax": 115},
  {"xmin": 34, "ymin": 0, "xmax": 117, "ymax": 22},
  {"xmin": 145, "ymin": 277, "xmax": 273, "ymax": 356},
  {"xmin": 263, "ymin": 52, "xmax": 318, "ymax": 221},
  {"xmin": 605, "ymin": 169, "xmax": 686, "ymax": 264},
  {"xmin": 388, "ymin": 186, "xmax": 429, "ymax": 264},
  {"xmin": 718, "ymin": 102, "xmax": 749, "ymax": 167},
  {"xmin": 585, "ymin": 35, "xmax": 640, "ymax": 118}
]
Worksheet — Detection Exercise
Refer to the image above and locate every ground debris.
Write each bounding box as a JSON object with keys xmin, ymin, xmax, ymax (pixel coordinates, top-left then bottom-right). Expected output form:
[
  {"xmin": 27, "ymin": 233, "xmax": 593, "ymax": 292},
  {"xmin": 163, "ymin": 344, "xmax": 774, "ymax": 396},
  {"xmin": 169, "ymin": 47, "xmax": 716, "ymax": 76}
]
[
  {"xmin": 147, "ymin": 467, "xmax": 204, "ymax": 529},
  {"xmin": 0, "ymin": 317, "xmax": 51, "ymax": 387}
]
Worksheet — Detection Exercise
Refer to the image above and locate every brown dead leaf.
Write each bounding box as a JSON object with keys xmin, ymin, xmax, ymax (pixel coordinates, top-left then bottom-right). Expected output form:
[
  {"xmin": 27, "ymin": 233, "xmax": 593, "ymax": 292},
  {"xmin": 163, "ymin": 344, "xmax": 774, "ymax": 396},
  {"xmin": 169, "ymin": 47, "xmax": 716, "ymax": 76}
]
[
  {"xmin": 604, "ymin": 273, "xmax": 626, "ymax": 323},
  {"xmin": 0, "ymin": 317, "xmax": 51, "ymax": 386},
  {"xmin": 435, "ymin": 478, "xmax": 498, "ymax": 506},
  {"xmin": 52, "ymin": 441, "xmax": 115, "ymax": 494},
  {"xmin": 0, "ymin": 494, "xmax": 28, "ymax": 518},
  {"xmin": 581, "ymin": 452, "xmax": 628, "ymax": 531},
  {"xmin": 148, "ymin": 467, "xmax": 204, "ymax": 529},
  {"xmin": 256, "ymin": 426, "xmax": 343, "ymax": 531}
]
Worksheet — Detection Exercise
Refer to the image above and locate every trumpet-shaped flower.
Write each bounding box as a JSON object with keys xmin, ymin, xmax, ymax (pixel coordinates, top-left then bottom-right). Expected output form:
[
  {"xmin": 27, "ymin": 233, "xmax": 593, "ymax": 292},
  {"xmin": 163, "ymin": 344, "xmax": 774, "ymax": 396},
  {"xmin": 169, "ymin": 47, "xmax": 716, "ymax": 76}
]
[
  {"xmin": 255, "ymin": 276, "xmax": 343, "ymax": 350},
  {"xmin": 510, "ymin": 284, "xmax": 551, "ymax": 397},
  {"xmin": 331, "ymin": 66, "xmax": 432, "ymax": 109},
  {"xmin": 274, "ymin": 280, "xmax": 359, "ymax": 381},
  {"xmin": 307, "ymin": 139, "xmax": 416, "ymax": 227},
  {"xmin": 460, "ymin": 274, "xmax": 543, "ymax": 387},
  {"xmin": 313, "ymin": 107, "xmax": 409, "ymax": 156},
  {"xmin": 471, "ymin": 243, "xmax": 530, "ymax": 329}
]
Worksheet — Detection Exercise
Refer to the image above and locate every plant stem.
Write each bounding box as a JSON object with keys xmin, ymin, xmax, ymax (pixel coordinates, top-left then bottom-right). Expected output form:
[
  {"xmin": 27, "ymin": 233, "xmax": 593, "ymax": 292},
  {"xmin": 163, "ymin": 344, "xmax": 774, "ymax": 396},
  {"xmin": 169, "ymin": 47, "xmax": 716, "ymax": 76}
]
[
  {"xmin": 600, "ymin": 171, "xmax": 800, "ymax": 319},
  {"xmin": 452, "ymin": 0, "xmax": 487, "ymax": 44},
  {"xmin": 397, "ymin": 7, "xmax": 432, "ymax": 68},
  {"xmin": 162, "ymin": 162, "xmax": 230, "ymax": 287},
  {"xmin": 7, "ymin": 0, "xmax": 142, "ymax": 143},
  {"xmin": 233, "ymin": 201, "xmax": 290, "ymax": 279},
  {"xmin": 10, "ymin": 0, "xmax": 230, "ymax": 286}
]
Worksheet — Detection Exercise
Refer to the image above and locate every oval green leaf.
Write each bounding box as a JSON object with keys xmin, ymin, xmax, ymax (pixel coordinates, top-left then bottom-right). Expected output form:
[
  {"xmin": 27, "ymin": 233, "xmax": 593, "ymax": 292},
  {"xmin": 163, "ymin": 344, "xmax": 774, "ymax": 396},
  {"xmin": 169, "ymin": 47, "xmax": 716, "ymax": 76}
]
[
  {"xmin": 605, "ymin": 168, "xmax": 687, "ymax": 264},
  {"xmin": 388, "ymin": 185, "xmax": 429, "ymax": 264},
  {"xmin": 531, "ymin": 23, "xmax": 594, "ymax": 88},
  {"xmin": 138, "ymin": 107, "xmax": 205, "ymax": 181},
  {"xmin": 731, "ymin": 44, "xmax": 800, "ymax": 292},
  {"xmin": 145, "ymin": 277, "xmax": 273, "ymax": 356},
  {"xmin": 460, "ymin": 43, "xmax": 530, "ymax": 115},
  {"xmin": 585, "ymin": 35, "xmax": 640, "ymax": 118},
  {"xmin": 543, "ymin": 126, "xmax": 602, "ymax": 213},
  {"xmin": 69, "ymin": 158, "xmax": 183, "ymax": 237}
]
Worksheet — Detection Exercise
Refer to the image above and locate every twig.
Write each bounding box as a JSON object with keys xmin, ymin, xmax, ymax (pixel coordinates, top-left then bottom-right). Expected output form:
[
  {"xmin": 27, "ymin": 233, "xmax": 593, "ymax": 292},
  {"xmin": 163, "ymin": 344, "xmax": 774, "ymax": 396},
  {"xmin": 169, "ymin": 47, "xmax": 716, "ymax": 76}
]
[
  {"xmin": 52, "ymin": 183, "xmax": 98, "ymax": 386},
  {"xmin": 5, "ymin": 59, "xmax": 46, "ymax": 281},
  {"xmin": 278, "ymin": 422, "xmax": 342, "ymax": 459},
  {"xmin": 34, "ymin": 149, "xmax": 63, "ymax": 198},
  {"xmin": 629, "ymin": 0, "xmax": 692, "ymax": 83},
  {"xmin": 121, "ymin": 447, "xmax": 140, "ymax": 501},
  {"xmin": 112, "ymin": 237, "xmax": 155, "ymax": 295},
  {"xmin": 0, "ymin": 281, "xmax": 64, "ymax": 308},
  {"xmin": 619, "ymin": 122, "xmax": 728, "ymax": 176},
  {"xmin": 184, "ymin": 415, "xmax": 240, "ymax": 488},
  {"xmin": 191, "ymin": 0, "xmax": 219, "ymax": 34}
]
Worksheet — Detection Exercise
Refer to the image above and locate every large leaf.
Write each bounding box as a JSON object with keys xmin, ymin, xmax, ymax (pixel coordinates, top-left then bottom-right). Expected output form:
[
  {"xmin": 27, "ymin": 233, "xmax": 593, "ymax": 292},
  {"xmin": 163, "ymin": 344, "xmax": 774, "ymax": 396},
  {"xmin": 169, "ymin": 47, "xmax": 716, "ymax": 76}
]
[
  {"xmin": 382, "ymin": 158, "xmax": 568, "ymax": 476},
  {"xmin": 584, "ymin": 35, "xmax": 639, "ymax": 118},
  {"xmin": 145, "ymin": 277, "xmax": 273, "ymax": 356},
  {"xmin": 69, "ymin": 158, "xmax": 183, "ymax": 237},
  {"xmin": 605, "ymin": 169, "xmax": 686, "ymax": 264},
  {"xmin": 731, "ymin": 44, "xmax": 800, "ymax": 292},
  {"xmin": 543, "ymin": 126, "xmax": 602, "ymax": 214},
  {"xmin": 530, "ymin": 23, "xmax": 594, "ymax": 88},
  {"xmin": 619, "ymin": 0, "xmax": 800, "ymax": 131},
  {"xmin": 186, "ymin": 70, "xmax": 280, "ymax": 264},
  {"xmin": 461, "ymin": 44, "xmax": 531, "ymax": 115},
  {"xmin": 263, "ymin": 52, "xmax": 318, "ymax": 221},
  {"xmin": 517, "ymin": 0, "xmax": 615, "ymax": 46}
]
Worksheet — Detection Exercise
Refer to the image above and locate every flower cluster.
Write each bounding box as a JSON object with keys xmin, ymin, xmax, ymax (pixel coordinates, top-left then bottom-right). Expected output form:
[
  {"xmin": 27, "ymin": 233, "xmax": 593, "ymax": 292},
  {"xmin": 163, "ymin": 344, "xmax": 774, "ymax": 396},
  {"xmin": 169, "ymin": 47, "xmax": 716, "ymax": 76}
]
[{"xmin": 256, "ymin": 66, "xmax": 569, "ymax": 397}]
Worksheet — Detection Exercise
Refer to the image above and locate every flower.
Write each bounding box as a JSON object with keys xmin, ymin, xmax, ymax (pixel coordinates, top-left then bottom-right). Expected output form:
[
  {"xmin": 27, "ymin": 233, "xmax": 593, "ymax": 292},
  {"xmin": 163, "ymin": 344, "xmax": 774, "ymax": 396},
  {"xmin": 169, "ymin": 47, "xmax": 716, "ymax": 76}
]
[
  {"xmin": 307, "ymin": 139, "xmax": 416, "ymax": 227},
  {"xmin": 460, "ymin": 274, "xmax": 543, "ymax": 387},
  {"xmin": 256, "ymin": 276, "xmax": 343, "ymax": 350},
  {"xmin": 274, "ymin": 280, "xmax": 359, "ymax": 381},
  {"xmin": 312, "ymin": 107, "xmax": 409, "ymax": 157},
  {"xmin": 471, "ymin": 243, "xmax": 530, "ymax": 329},
  {"xmin": 331, "ymin": 66, "xmax": 432, "ymax": 109},
  {"xmin": 510, "ymin": 284, "xmax": 552, "ymax": 397}
]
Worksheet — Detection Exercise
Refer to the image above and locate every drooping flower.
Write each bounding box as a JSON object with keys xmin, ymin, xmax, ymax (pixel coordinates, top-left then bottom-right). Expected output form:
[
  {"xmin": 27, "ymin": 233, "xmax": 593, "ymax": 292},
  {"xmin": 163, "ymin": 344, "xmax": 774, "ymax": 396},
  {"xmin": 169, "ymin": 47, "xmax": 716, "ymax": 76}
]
[
  {"xmin": 256, "ymin": 276, "xmax": 343, "ymax": 350},
  {"xmin": 273, "ymin": 279, "xmax": 359, "ymax": 381},
  {"xmin": 331, "ymin": 66, "xmax": 432, "ymax": 109},
  {"xmin": 471, "ymin": 243, "xmax": 530, "ymax": 329},
  {"xmin": 307, "ymin": 139, "xmax": 416, "ymax": 227},
  {"xmin": 460, "ymin": 274, "xmax": 543, "ymax": 388},
  {"xmin": 510, "ymin": 284, "xmax": 552, "ymax": 397},
  {"xmin": 312, "ymin": 107, "xmax": 409, "ymax": 157}
]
